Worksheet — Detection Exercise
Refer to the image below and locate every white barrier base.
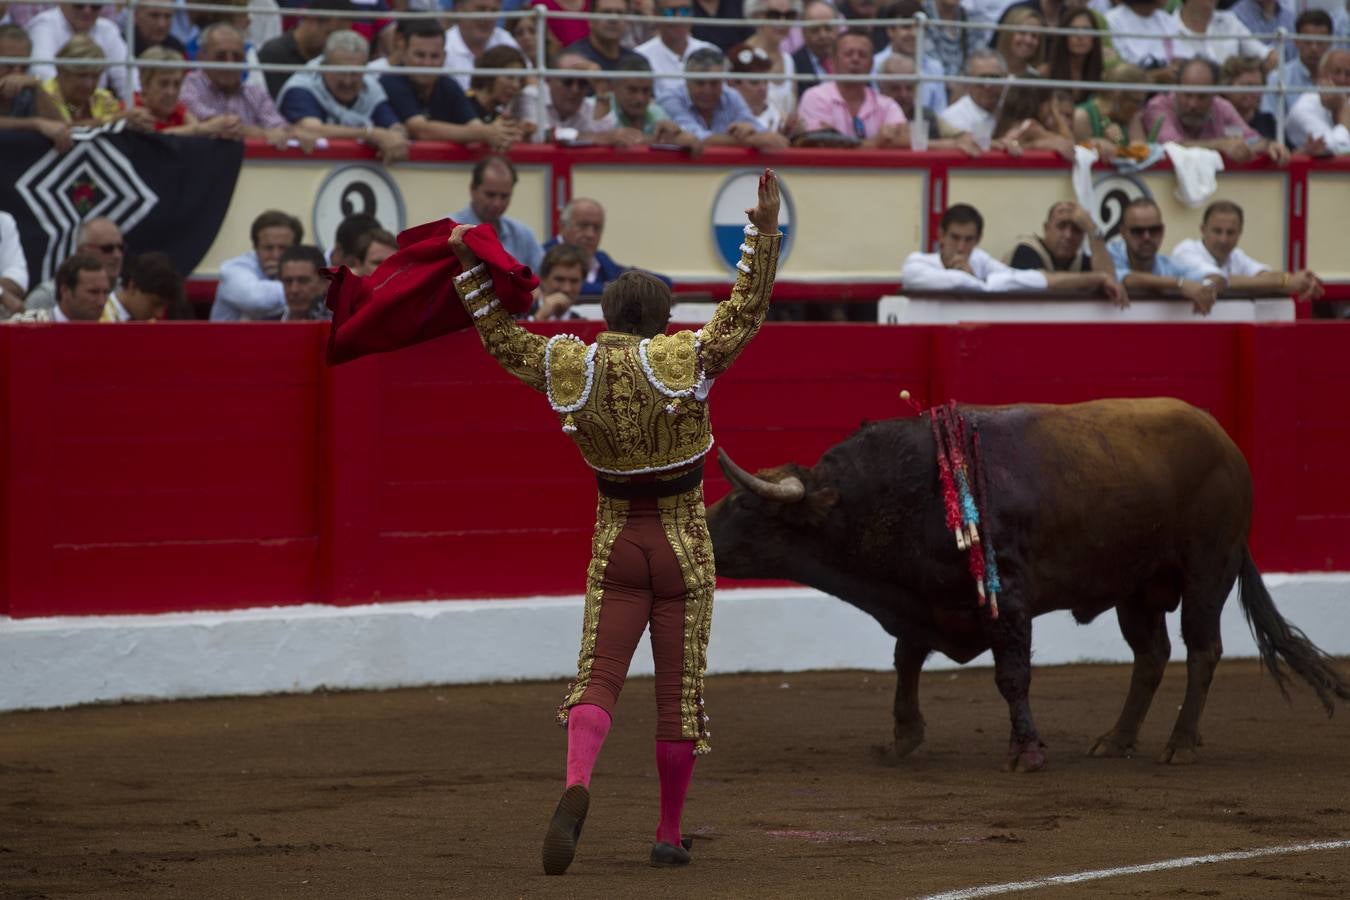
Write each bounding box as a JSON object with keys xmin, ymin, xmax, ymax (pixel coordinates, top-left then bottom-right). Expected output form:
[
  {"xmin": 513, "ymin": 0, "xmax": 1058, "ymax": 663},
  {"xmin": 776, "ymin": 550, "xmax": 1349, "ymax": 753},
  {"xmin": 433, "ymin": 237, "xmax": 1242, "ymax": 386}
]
[
  {"xmin": 877, "ymin": 295, "xmax": 1296, "ymax": 324},
  {"xmin": 2, "ymin": 574, "xmax": 1347, "ymax": 712}
]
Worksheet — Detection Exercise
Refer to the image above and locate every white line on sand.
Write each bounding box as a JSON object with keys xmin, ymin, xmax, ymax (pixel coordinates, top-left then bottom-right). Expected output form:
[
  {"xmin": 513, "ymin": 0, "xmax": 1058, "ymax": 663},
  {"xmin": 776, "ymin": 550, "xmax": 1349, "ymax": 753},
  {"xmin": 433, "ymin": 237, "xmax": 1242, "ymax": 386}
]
[{"xmin": 917, "ymin": 839, "xmax": 1350, "ymax": 900}]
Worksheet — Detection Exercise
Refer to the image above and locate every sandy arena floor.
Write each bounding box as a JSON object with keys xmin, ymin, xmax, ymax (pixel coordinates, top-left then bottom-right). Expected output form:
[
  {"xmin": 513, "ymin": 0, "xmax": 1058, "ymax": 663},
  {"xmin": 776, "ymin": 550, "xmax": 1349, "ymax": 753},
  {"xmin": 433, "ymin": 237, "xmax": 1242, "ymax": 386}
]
[{"xmin": 2, "ymin": 659, "xmax": 1349, "ymax": 899}]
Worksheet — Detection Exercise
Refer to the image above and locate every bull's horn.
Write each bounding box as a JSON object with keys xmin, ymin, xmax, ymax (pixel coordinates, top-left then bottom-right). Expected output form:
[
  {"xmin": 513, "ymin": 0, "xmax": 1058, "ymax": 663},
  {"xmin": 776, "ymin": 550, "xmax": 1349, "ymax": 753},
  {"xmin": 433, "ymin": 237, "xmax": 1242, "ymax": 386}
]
[{"xmin": 717, "ymin": 448, "xmax": 806, "ymax": 504}]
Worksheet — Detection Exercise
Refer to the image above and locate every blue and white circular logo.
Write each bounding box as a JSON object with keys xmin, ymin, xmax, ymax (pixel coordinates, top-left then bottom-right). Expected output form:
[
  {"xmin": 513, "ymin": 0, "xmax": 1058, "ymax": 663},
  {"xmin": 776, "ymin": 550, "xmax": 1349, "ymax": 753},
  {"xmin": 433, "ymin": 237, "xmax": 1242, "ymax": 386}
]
[
  {"xmin": 312, "ymin": 163, "xmax": 406, "ymax": 254},
  {"xmin": 711, "ymin": 170, "xmax": 793, "ymax": 272}
]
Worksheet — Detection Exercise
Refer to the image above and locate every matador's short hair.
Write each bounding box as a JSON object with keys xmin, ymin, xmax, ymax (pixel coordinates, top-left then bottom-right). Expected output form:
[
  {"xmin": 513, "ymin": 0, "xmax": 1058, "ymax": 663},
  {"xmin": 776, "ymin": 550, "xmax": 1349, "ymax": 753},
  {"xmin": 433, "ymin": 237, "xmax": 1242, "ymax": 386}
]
[{"xmin": 600, "ymin": 271, "xmax": 672, "ymax": 338}]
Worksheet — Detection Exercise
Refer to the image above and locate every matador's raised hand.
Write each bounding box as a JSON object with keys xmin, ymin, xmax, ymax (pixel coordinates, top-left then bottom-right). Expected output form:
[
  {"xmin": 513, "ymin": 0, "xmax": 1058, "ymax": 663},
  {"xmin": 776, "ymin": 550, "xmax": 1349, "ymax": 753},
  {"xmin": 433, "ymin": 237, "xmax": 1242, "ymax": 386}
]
[
  {"xmin": 745, "ymin": 168, "xmax": 781, "ymax": 235},
  {"xmin": 448, "ymin": 223, "xmax": 480, "ymax": 267}
]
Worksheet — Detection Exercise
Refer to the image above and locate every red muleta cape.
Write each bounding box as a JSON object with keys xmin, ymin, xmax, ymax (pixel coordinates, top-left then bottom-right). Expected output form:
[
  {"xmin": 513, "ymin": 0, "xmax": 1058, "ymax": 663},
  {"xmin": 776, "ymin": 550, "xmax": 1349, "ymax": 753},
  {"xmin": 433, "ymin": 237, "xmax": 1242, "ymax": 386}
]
[{"xmin": 324, "ymin": 218, "xmax": 538, "ymax": 365}]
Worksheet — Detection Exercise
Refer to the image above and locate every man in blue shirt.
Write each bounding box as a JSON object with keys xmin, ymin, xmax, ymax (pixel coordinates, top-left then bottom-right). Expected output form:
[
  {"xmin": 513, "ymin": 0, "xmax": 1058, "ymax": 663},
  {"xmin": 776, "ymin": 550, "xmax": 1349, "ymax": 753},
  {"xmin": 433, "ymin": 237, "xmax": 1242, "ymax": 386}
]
[
  {"xmin": 1106, "ymin": 198, "xmax": 1224, "ymax": 315},
  {"xmin": 658, "ymin": 47, "xmax": 789, "ymax": 147},
  {"xmin": 450, "ymin": 155, "xmax": 544, "ymax": 275},
  {"xmin": 1261, "ymin": 10, "xmax": 1334, "ymax": 117},
  {"xmin": 379, "ymin": 18, "xmax": 520, "ymax": 150},
  {"xmin": 276, "ymin": 30, "xmax": 410, "ymax": 164},
  {"xmin": 543, "ymin": 198, "xmax": 672, "ymax": 296}
]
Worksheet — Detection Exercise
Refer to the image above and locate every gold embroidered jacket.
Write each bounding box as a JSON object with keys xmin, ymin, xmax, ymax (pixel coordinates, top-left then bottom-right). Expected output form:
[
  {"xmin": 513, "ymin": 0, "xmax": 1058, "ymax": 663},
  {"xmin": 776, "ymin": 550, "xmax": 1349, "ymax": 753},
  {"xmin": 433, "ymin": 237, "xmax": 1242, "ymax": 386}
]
[{"xmin": 453, "ymin": 224, "xmax": 782, "ymax": 476}]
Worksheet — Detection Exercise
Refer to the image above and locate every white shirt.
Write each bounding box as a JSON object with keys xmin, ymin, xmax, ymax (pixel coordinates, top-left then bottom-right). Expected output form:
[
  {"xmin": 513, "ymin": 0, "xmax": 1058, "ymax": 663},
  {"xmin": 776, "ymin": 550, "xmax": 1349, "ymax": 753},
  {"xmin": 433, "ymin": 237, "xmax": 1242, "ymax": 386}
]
[
  {"xmin": 635, "ymin": 34, "xmax": 716, "ymax": 98},
  {"xmin": 0, "ymin": 212, "xmax": 29, "ymax": 294},
  {"xmin": 210, "ymin": 251, "xmax": 285, "ymax": 321},
  {"xmin": 444, "ymin": 26, "xmax": 520, "ymax": 90},
  {"xmin": 901, "ymin": 248, "xmax": 1049, "ymax": 292},
  {"xmin": 939, "ymin": 94, "xmax": 995, "ymax": 138},
  {"xmin": 545, "ymin": 93, "xmax": 617, "ymax": 135},
  {"xmin": 1286, "ymin": 89, "xmax": 1350, "ymax": 153},
  {"xmin": 104, "ymin": 292, "xmax": 132, "ymax": 321},
  {"xmin": 25, "ymin": 8, "xmax": 135, "ymax": 101},
  {"xmin": 1171, "ymin": 238, "xmax": 1268, "ymax": 279},
  {"xmin": 1105, "ymin": 5, "xmax": 1179, "ymax": 69},
  {"xmin": 1170, "ymin": 10, "xmax": 1268, "ymax": 65}
]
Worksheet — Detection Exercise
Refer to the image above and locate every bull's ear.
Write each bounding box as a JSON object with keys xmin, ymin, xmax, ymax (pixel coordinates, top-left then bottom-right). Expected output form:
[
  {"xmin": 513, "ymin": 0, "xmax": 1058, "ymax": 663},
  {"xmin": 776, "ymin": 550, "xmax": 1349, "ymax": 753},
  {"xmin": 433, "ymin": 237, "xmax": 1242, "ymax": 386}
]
[{"xmin": 718, "ymin": 448, "xmax": 806, "ymax": 504}]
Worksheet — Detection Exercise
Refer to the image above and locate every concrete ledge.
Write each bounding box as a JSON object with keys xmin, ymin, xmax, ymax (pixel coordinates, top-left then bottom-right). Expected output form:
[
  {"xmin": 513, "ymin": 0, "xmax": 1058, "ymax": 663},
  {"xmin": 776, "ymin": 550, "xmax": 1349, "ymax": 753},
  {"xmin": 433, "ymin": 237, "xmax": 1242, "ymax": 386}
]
[{"xmin": 2, "ymin": 574, "xmax": 1347, "ymax": 712}]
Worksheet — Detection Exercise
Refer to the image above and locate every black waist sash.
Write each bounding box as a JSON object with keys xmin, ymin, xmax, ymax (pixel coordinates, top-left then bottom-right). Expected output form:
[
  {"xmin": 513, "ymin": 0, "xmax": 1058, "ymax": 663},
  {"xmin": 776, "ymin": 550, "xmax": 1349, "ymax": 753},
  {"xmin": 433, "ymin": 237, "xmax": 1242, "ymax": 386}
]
[{"xmin": 595, "ymin": 465, "xmax": 704, "ymax": 500}]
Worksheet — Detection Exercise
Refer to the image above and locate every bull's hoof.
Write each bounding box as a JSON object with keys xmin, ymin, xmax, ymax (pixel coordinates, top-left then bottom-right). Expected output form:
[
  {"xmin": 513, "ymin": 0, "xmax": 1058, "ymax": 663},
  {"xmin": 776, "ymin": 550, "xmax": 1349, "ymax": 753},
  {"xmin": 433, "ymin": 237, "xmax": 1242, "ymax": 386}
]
[
  {"xmin": 1087, "ymin": 732, "xmax": 1136, "ymax": 758},
  {"xmin": 893, "ymin": 726, "xmax": 925, "ymax": 759},
  {"xmin": 1004, "ymin": 740, "xmax": 1047, "ymax": 773},
  {"xmin": 1158, "ymin": 743, "xmax": 1199, "ymax": 765}
]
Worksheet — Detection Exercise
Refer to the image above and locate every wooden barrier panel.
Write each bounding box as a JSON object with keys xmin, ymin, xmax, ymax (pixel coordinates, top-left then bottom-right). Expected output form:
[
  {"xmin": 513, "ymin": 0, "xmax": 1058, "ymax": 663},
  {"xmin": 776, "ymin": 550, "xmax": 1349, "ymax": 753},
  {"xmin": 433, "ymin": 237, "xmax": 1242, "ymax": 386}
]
[{"xmin": 1, "ymin": 321, "xmax": 1347, "ymax": 618}]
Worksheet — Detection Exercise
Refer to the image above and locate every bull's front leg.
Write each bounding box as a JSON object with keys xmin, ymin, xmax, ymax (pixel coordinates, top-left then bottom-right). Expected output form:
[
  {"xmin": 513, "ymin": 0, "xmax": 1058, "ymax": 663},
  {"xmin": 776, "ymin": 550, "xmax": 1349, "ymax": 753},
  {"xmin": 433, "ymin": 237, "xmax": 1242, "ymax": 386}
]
[
  {"xmin": 988, "ymin": 602, "xmax": 1045, "ymax": 772},
  {"xmin": 893, "ymin": 637, "xmax": 930, "ymax": 758}
]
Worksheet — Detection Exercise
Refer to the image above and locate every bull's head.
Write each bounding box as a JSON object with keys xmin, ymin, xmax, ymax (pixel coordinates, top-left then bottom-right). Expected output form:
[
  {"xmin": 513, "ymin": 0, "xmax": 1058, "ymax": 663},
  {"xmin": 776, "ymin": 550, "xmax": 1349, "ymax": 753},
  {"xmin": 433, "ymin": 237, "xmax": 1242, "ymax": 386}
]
[{"xmin": 706, "ymin": 448, "xmax": 837, "ymax": 581}]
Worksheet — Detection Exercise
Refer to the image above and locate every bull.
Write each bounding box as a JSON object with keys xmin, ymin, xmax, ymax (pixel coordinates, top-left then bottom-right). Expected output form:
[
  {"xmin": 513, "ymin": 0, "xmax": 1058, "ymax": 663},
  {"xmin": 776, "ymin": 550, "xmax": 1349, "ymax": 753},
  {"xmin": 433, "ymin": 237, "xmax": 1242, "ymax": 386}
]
[{"xmin": 706, "ymin": 397, "xmax": 1350, "ymax": 772}]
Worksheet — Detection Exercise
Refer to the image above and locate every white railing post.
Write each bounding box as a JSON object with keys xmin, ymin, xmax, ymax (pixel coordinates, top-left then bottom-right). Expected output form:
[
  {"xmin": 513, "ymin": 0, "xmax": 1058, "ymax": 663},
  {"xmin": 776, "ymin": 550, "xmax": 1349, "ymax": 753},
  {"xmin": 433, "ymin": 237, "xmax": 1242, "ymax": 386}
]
[
  {"xmin": 1274, "ymin": 27, "xmax": 1287, "ymax": 148},
  {"xmin": 533, "ymin": 3, "xmax": 548, "ymax": 143},
  {"xmin": 124, "ymin": 0, "xmax": 138, "ymax": 103},
  {"xmin": 912, "ymin": 12, "xmax": 929, "ymax": 151}
]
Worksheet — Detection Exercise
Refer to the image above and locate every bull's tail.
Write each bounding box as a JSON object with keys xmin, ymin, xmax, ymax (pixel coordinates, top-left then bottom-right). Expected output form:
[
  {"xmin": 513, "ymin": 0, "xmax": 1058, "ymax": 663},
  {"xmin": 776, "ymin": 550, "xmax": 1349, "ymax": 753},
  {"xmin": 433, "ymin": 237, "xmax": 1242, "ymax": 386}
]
[{"xmin": 1238, "ymin": 547, "xmax": 1350, "ymax": 717}]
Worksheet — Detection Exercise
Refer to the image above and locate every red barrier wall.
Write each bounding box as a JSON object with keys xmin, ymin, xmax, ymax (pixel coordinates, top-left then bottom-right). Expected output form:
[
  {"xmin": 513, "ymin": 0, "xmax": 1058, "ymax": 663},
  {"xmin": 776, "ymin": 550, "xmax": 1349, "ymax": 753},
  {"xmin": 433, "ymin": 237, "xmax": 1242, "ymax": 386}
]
[{"xmin": 2, "ymin": 322, "xmax": 1347, "ymax": 618}]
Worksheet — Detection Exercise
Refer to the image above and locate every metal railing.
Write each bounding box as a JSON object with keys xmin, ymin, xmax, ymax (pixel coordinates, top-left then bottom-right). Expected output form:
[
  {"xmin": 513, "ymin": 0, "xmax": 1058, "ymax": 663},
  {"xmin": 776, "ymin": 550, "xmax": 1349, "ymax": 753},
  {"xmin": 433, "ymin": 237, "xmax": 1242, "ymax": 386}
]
[{"xmin": 5, "ymin": 0, "xmax": 1349, "ymax": 150}]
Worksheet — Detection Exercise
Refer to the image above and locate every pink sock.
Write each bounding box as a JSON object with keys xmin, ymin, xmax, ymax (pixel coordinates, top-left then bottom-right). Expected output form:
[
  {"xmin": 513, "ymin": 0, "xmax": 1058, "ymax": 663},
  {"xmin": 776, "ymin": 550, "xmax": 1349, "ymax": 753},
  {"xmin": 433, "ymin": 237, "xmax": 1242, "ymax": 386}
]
[
  {"xmin": 655, "ymin": 740, "xmax": 697, "ymax": 846},
  {"xmin": 565, "ymin": 703, "xmax": 612, "ymax": 789}
]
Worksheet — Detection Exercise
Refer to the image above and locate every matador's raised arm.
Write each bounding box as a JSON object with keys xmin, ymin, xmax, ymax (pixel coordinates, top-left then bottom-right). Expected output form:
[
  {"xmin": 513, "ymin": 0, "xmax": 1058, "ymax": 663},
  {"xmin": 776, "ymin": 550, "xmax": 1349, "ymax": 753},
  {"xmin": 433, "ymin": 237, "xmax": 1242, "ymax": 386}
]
[
  {"xmin": 453, "ymin": 262, "xmax": 548, "ymax": 394},
  {"xmin": 696, "ymin": 222, "xmax": 782, "ymax": 379}
]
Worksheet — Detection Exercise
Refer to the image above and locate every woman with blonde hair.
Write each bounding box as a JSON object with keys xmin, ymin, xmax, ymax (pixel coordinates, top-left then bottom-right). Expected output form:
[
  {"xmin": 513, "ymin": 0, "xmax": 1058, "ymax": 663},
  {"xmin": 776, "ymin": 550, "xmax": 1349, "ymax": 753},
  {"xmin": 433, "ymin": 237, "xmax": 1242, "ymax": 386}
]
[
  {"xmin": 42, "ymin": 36, "xmax": 146, "ymax": 127},
  {"xmin": 994, "ymin": 7, "xmax": 1046, "ymax": 78},
  {"xmin": 1072, "ymin": 62, "xmax": 1146, "ymax": 146},
  {"xmin": 136, "ymin": 47, "xmax": 241, "ymax": 137},
  {"xmin": 741, "ymin": 0, "xmax": 800, "ymax": 122}
]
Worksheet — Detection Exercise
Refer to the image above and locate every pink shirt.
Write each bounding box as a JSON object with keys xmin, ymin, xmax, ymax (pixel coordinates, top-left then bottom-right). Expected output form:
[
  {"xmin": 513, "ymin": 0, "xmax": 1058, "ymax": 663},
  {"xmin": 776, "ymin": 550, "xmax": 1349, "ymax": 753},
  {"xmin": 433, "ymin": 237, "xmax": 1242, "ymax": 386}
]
[
  {"xmin": 1141, "ymin": 92, "xmax": 1256, "ymax": 144},
  {"xmin": 797, "ymin": 81, "xmax": 905, "ymax": 139}
]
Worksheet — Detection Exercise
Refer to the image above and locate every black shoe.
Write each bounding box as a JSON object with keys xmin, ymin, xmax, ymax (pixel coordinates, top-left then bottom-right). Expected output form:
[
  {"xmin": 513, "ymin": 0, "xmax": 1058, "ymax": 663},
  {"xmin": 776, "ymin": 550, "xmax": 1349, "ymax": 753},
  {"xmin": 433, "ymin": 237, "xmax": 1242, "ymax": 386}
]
[
  {"xmin": 681, "ymin": 837, "xmax": 693, "ymax": 853},
  {"xmin": 650, "ymin": 841, "xmax": 692, "ymax": 867},
  {"xmin": 541, "ymin": 784, "xmax": 589, "ymax": 876}
]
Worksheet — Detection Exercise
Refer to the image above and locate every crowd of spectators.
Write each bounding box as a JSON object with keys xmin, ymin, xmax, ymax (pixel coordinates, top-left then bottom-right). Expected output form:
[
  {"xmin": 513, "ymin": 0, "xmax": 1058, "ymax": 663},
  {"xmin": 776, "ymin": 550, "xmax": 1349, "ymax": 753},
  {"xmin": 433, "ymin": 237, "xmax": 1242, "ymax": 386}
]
[
  {"xmin": 2, "ymin": 0, "xmax": 1348, "ymax": 158},
  {"xmin": 1, "ymin": 0, "xmax": 1347, "ymax": 324}
]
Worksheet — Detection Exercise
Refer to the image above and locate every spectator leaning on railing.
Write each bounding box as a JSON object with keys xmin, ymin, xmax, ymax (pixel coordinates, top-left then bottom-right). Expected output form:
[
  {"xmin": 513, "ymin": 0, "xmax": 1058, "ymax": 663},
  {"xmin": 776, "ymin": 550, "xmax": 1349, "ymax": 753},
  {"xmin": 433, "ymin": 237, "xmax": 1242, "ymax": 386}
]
[
  {"xmin": 8, "ymin": 253, "xmax": 109, "ymax": 323},
  {"xmin": 1171, "ymin": 200, "xmax": 1324, "ymax": 303},
  {"xmin": 794, "ymin": 0, "xmax": 837, "ymax": 98},
  {"xmin": 740, "ymin": 0, "xmax": 800, "ymax": 123},
  {"xmin": 180, "ymin": 22, "xmax": 315, "ymax": 151},
  {"xmin": 902, "ymin": 203, "xmax": 1121, "ymax": 297},
  {"xmin": 135, "ymin": 46, "xmax": 241, "ymax": 136},
  {"xmin": 541, "ymin": 51, "xmax": 641, "ymax": 144},
  {"xmin": 660, "ymin": 45, "xmax": 788, "ymax": 146},
  {"xmin": 277, "ymin": 30, "xmax": 410, "ymax": 164},
  {"xmin": 798, "ymin": 27, "xmax": 907, "ymax": 147},
  {"xmin": 466, "ymin": 45, "xmax": 537, "ymax": 134},
  {"xmin": 110, "ymin": 251, "xmax": 185, "ymax": 322},
  {"xmin": 727, "ymin": 42, "xmax": 783, "ymax": 131},
  {"xmin": 25, "ymin": 0, "xmax": 133, "ymax": 101},
  {"xmin": 1261, "ymin": 10, "xmax": 1333, "ymax": 117},
  {"xmin": 42, "ymin": 36, "xmax": 148, "ymax": 128},
  {"xmin": 876, "ymin": 53, "xmax": 982, "ymax": 154},
  {"xmin": 530, "ymin": 242, "xmax": 587, "ymax": 320},
  {"xmin": 938, "ymin": 48, "xmax": 1003, "ymax": 144},
  {"xmin": 1136, "ymin": 57, "xmax": 1288, "ymax": 165},
  {"xmin": 0, "ymin": 24, "xmax": 71, "ymax": 150},
  {"xmin": 1072, "ymin": 63, "xmax": 1146, "ymax": 147},
  {"xmin": 1105, "ymin": 197, "xmax": 1222, "ymax": 315},
  {"xmin": 607, "ymin": 56, "xmax": 700, "ymax": 145},
  {"xmin": 1287, "ymin": 47, "xmax": 1350, "ymax": 155},
  {"xmin": 379, "ymin": 18, "xmax": 522, "ymax": 151}
]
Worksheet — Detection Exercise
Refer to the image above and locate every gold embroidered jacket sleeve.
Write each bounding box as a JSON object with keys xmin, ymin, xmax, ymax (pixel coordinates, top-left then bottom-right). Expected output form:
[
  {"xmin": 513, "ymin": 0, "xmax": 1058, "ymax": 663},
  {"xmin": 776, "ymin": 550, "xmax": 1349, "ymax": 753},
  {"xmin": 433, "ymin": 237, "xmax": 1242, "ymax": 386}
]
[
  {"xmin": 696, "ymin": 223, "xmax": 783, "ymax": 378},
  {"xmin": 454, "ymin": 263, "xmax": 548, "ymax": 393}
]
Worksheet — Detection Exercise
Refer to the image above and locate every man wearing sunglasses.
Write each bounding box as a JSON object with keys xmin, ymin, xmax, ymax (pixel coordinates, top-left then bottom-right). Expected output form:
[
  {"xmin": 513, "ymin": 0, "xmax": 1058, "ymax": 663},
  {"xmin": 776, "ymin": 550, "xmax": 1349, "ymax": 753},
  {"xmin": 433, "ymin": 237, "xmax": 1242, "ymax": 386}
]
[
  {"xmin": 636, "ymin": 0, "xmax": 717, "ymax": 96},
  {"xmin": 23, "ymin": 217, "xmax": 125, "ymax": 316},
  {"xmin": 544, "ymin": 52, "xmax": 643, "ymax": 145},
  {"xmin": 1105, "ymin": 198, "xmax": 1223, "ymax": 315},
  {"xmin": 26, "ymin": 1, "xmax": 133, "ymax": 102}
]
